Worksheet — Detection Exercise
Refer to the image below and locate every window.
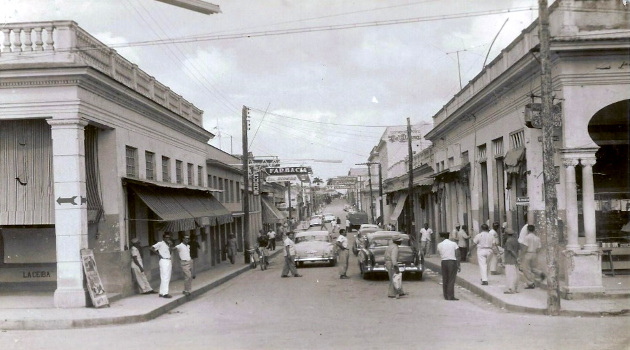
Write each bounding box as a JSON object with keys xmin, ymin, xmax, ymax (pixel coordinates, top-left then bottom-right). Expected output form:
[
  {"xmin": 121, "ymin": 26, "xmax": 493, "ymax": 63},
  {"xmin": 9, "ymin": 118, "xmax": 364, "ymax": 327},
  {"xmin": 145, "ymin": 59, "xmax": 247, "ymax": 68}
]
[
  {"xmin": 448, "ymin": 157, "xmax": 454, "ymax": 168},
  {"xmin": 197, "ymin": 166, "xmax": 203, "ymax": 186},
  {"xmin": 162, "ymin": 156, "xmax": 170, "ymax": 182},
  {"xmin": 224, "ymin": 179, "xmax": 230, "ymax": 202},
  {"xmin": 229, "ymin": 180, "xmax": 234, "ymax": 203},
  {"xmin": 145, "ymin": 151, "xmax": 155, "ymax": 180},
  {"xmin": 477, "ymin": 144, "xmax": 487, "ymax": 162},
  {"xmin": 461, "ymin": 151, "xmax": 469, "ymax": 164},
  {"xmin": 187, "ymin": 163, "xmax": 194, "ymax": 185},
  {"xmin": 218, "ymin": 177, "xmax": 224, "ymax": 202},
  {"xmin": 176, "ymin": 160, "xmax": 183, "ymax": 184},
  {"xmin": 510, "ymin": 130, "xmax": 524, "ymax": 149},
  {"xmin": 492, "ymin": 137, "xmax": 504, "ymax": 158},
  {"xmin": 236, "ymin": 181, "xmax": 241, "ymax": 202},
  {"xmin": 125, "ymin": 146, "xmax": 138, "ymax": 177}
]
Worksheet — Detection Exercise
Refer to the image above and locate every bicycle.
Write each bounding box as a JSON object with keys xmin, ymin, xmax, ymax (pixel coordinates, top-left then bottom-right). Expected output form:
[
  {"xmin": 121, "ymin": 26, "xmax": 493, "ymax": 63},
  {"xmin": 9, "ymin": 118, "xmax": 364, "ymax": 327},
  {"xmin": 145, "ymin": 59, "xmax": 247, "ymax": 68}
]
[{"xmin": 247, "ymin": 248, "xmax": 258, "ymax": 269}]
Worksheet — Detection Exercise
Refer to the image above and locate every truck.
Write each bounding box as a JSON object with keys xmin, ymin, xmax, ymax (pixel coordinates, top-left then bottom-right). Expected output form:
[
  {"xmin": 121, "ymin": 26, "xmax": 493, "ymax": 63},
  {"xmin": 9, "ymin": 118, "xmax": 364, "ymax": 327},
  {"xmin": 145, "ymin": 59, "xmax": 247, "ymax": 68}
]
[{"xmin": 346, "ymin": 212, "xmax": 369, "ymax": 232}]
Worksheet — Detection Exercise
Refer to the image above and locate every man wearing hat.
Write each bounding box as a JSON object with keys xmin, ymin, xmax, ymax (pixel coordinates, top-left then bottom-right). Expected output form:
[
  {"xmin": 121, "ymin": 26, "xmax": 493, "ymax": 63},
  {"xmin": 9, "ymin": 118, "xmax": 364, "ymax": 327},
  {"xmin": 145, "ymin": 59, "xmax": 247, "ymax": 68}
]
[
  {"xmin": 503, "ymin": 228, "xmax": 520, "ymax": 294},
  {"xmin": 385, "ymin": 235, "xmax": 405, "ymax": 299},
  {"xmin": 130, "ymin": 238, "xmax": 156, "ymax": 295}
]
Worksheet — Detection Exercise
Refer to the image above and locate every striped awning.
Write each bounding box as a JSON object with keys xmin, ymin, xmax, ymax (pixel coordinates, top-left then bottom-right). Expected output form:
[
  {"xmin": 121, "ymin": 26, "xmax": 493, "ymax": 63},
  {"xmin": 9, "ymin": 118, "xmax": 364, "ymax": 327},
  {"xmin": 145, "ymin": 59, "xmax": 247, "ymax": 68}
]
[
  {"xmin": 389, "ymin": 193, "xmax": 408, "ymax": 222},
  {"xmin": 261, "ymin": 197, "xmax": 284, "ymax": 224},
  {"xmin": 126, "ymin": 180, "xmax": 233, "ymax": 232}
]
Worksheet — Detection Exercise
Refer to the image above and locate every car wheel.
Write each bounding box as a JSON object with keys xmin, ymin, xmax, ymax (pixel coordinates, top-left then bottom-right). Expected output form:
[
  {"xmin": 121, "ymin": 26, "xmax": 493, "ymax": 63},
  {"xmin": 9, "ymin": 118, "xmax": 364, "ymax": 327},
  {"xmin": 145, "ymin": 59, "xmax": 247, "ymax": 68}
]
[
  {"xmin": 415, "ymin": 272, "xmax": 423, "ymax": 281},
  {"xmin": 297, "ymin": 261, "xmax": 303, "ymax": 267},
  {"xmin": 352, "ymin": 246, "xmax": 358, "ymax": 256},
  {"xmin": 330, "ymin": 258, "xmax": 337, "ymax": 267}
]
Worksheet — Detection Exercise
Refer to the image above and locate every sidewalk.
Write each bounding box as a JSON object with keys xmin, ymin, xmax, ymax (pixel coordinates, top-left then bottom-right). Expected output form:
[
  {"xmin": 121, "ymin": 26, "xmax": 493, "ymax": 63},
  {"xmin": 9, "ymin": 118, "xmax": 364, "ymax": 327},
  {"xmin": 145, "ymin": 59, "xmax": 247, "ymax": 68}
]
[
  {"xmin": 423, "ymin": 256, "xmax": 630, "ymax": 317},
  {"xmin": 0, "ymin": 249, "xmax": 284, "ymax": 331}
]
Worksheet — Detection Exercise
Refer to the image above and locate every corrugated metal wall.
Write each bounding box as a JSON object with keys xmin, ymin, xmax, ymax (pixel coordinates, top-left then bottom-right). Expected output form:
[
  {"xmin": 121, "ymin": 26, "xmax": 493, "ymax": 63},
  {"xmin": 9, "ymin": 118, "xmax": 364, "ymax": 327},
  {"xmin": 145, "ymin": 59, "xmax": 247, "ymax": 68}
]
[{"xmin": 0, "ymin": 120, "xmax": 55, "ymax": 225}]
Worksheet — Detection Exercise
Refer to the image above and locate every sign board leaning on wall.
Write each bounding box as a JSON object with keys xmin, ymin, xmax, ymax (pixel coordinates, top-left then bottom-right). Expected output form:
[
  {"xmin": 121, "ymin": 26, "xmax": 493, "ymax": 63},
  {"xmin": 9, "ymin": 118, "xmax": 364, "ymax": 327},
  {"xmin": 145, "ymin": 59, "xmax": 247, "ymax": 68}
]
[{"xmin": 81, "ymin": 249, "xmax": 109, "ymax": 308}]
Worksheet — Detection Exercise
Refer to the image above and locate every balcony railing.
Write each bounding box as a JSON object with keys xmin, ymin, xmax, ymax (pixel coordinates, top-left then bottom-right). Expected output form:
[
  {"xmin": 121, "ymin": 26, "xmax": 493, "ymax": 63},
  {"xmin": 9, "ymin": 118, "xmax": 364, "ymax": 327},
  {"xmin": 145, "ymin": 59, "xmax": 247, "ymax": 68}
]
[{"xmin": 0, "ymin": 21, "xmax": 203, "ymax": 126}]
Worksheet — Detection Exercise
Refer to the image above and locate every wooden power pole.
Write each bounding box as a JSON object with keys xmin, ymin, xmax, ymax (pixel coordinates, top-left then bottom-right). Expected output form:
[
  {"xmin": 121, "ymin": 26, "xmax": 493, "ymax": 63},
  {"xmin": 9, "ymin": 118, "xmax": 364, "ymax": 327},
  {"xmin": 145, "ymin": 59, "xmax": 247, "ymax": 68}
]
[
  {"xmin": 407, "ymin": 118, "xmax": 415, "ymax": 244},
  {"xmin": 242, "ymin": 106, "xmax": 250, "ymax": 264},
  {"xmin": 539, "ymin": 0, "xmax": 561, "ymax": 315}
]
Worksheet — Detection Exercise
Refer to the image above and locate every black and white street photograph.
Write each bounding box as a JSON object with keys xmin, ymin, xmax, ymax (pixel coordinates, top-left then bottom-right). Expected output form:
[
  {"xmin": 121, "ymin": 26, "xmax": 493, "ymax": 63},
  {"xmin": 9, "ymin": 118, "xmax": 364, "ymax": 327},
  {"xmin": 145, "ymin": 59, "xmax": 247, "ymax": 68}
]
[{"xmin": 0, "ymin": 1, "xmax": 629, "ymax": 349}]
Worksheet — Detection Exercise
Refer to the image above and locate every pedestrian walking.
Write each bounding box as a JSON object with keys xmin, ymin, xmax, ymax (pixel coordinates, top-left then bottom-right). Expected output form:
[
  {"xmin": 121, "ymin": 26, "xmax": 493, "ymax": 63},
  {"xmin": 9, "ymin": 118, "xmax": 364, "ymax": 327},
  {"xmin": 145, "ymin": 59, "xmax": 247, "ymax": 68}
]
[
  {"xmin": 385, "ymin": 235, "xmax": 406, "ymax": 299},
  {"xmin": 489, "ymin": 222, "xmax": 501, "ymax": 275},
  {"xmin": 336, "ymin": 229, "xmax": 349, "ymax": 279},
  {"xmin": 345, "ymin": 218, "xmax": 351, "ymax": 232},
  {"xmin": 472, "ymin": 224, "xmax": 494, "ymax": 285},
  {"xmin": 281, "ymin": 232, "xmax": 302, "ymax": 278},
  {"xmin": 226, "ymin": 234, "xmax": 238, "ymax": 264},
  {"xmin": 257, "ymin": 230, "xmax": 269, "ymax": 268},
  {"xmin": 502, "ymin": 228, "xmax": 520, "ymax": 294},
  {"xmin": 437, "ymin": 232, "xmax": 461, "ymax": 300},
  {"xmin": 419, "ymin": 223, "xmax": 433, "ymax": 257},
  {"xmin": 521, "ymin": 225, "xmax": 546, "ymax": 289},
  {"xmin": 457, "ymin": 225, "xmax": 470, "ymax": 262},
  {"xmin": 175, "ymin": 235, "xmax": 192, "ymax": 296},
  {"xmin": 267, "ymin": 228, "xmax": 276, "ymax": 251},
  {"xmin": 130, "ymin": 238, "xmax": 157, "ymax": 295},
  {"xmin": 150, "ymin": 232, "xmax": 174, "ymax": 298},
  {"xmin": 189, "ymin": 234, "xmax": 201, "ymax": 279}
]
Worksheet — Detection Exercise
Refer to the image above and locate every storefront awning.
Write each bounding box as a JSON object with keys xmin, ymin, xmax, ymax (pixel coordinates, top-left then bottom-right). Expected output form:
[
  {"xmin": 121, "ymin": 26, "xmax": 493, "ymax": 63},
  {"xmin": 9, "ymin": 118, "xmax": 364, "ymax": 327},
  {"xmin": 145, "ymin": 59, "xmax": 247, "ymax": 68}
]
[
  {"xmin": 390, "ymin": 193, "xmax": 408, "ymax": 222},
  {"xmin": 126, "ymin": 180, "xmax": 233, "ymax": 232},
  {"xmin": 504, "ymin": 147, "xmax": 526, "ymax": 174},
  {"xmin": 261, "ymin": 197, "xmax": 284, "ymax": 224}
]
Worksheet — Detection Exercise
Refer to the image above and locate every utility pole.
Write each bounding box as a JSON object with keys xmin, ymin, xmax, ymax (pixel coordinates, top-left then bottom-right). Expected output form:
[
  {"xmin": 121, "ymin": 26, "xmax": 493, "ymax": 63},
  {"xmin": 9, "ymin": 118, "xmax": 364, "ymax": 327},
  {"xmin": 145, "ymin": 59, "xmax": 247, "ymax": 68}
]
[
  {"xmin": 407, "ymin": 118, "xmax": 416, "ymax": 244},
  {"xmin": 378, "ymin": 163, "xmax": 384, "ymax": 228},
  {"xmin": 539, "ymin": 0, "xmax": 561, "ymax": 315},
  {"xmin": 241, "ymin": 106, "xmax": 250, "ymax": 264},
  {"xmin": 286, "ymin": 181, "xmax": 293, "ymax": 230},
  {"xmin": 366, "ymin": 165, "xmax": 375, "ymax": 223}
]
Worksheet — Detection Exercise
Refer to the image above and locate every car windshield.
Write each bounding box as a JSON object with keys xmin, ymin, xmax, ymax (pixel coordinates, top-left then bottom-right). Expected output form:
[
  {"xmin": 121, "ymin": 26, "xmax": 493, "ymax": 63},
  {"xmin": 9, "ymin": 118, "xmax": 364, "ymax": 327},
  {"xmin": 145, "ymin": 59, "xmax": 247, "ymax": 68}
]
[
  {"xmin": 369, "ymin": 238, "xmax": 409, "ymax": 248},
  {"xmin": 295, "ymin": 235, "xmax": 330, "ymax": 244}
]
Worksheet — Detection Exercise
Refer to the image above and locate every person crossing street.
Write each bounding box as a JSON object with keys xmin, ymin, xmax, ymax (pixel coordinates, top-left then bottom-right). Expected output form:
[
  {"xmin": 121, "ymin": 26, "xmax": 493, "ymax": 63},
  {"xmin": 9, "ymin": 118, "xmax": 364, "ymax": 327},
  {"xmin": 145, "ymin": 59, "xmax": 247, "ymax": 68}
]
[{"xmin": 336, "ymin": 229, "xmax": 349, "ymax": 279}]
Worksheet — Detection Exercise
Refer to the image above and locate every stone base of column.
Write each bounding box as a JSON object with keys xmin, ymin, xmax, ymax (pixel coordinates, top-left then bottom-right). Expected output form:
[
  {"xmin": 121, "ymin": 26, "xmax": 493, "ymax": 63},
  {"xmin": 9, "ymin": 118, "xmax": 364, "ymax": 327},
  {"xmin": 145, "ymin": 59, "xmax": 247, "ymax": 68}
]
[
  {"xmin": 560, "ymin": 249, "xmax": 604, "ymax": 300},
  {"xmin": 54, "ymin": 288, "xmax": 88, "ymax": 308}
]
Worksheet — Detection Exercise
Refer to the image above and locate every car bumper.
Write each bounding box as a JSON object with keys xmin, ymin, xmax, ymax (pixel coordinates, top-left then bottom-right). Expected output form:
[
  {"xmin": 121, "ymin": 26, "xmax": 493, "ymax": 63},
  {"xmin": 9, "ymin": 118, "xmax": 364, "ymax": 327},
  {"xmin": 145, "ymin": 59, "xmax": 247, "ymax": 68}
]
[
  {"xmin": 295, "ymin": 256, "xmax": 335, "ymax": 263},
  {"xmin": 365, "ymin": 264, "xmax": 422, "ymax": 273}
]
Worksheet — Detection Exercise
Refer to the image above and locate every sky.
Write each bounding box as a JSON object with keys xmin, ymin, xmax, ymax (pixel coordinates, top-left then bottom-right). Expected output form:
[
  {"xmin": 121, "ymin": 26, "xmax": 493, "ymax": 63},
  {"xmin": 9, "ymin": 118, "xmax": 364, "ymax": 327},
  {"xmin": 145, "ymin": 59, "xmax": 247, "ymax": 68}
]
[{"xmin": 2, "ymin": 0, "xmax": 541, "ymax": 181}]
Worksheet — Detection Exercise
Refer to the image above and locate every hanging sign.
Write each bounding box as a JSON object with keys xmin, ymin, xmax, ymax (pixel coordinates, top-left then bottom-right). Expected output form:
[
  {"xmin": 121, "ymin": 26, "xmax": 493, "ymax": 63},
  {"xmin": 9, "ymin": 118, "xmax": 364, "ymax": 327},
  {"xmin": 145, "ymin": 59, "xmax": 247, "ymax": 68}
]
[
  {"xmin": 265, "ymin": 167, "xmax": 312, "ymax": 175},
  {"xmin": 252, "ymin": 170, "xmax": 260, "ymax": 196},
  {"xmin": 265, "ymin": 174, "xmax": 300, "ymax": 183}
]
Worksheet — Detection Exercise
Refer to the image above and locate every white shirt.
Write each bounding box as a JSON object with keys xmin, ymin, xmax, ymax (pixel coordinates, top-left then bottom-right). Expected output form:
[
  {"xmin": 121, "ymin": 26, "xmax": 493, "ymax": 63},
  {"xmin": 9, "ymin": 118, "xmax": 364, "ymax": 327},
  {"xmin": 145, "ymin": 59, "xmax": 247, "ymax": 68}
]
[
  {"xmin": 489, "ymin": 229, "xmax": 499, "ymax": 244},
  {"xmin": 456, "ymin": 229, "xmax": 469, "ymax": 248},
  {"xmin": 420, "ymin": 228, "xmax": 433, "ymax": 242},
  {"xmin": 175, "ymin": 242, "xmax": 191, "ymax": 261},
  {"xmin": 131, "ymin": 246, "xmax": 144, "ymax": 268},
  {"xmin": 268, "ymin": 231, "xmax": 276, "ymax": 239},
  {"xmin": 336, "ymin": 235, "xmax": 348, "ymax": 249},
  {"xmin": 152, "ymin": 241, "xmax": 171, "ymax": 259},
  {"xmin": 283, "ymin": 237, "xmax": 296, "ymax": 257},
  {"xmin": 473, "ymin": 230, "xmax": 495, "ymax": 249},
  {"xmin": 437, "ymin": 239, "xmax": 459, "ymax": 261},
  {"xmin": 524, "ymin": 233, "xmax": 542, "ymax": 253},
  {"xmin": 518, "ymin": 224, "xmax": 528, "ymax": 245}
]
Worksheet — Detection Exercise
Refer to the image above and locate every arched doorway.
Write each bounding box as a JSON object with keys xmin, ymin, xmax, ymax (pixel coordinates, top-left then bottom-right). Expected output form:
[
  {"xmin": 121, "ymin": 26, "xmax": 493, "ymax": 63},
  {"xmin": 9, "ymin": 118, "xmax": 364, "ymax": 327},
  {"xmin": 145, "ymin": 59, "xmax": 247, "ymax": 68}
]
[{"xmin": 584, "ymin": 100, "xmax": 630, "ymax": 244}]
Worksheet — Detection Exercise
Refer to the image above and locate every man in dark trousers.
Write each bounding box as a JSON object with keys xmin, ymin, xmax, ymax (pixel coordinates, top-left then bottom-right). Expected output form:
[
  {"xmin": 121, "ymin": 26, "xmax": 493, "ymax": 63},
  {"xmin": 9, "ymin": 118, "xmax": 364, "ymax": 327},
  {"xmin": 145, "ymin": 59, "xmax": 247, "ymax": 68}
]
[{"xmin": 437, "ymin": 232, "xmax": 461, "ymax": 300}]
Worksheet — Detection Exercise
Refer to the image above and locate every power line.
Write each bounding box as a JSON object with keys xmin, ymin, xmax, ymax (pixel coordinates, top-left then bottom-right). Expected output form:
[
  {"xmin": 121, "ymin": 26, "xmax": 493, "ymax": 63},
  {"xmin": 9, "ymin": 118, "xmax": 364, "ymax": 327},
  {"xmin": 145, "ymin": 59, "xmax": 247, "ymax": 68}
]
[{"xmin": 90, "ymin": 7, "xmax": 537, "ymax": 49}]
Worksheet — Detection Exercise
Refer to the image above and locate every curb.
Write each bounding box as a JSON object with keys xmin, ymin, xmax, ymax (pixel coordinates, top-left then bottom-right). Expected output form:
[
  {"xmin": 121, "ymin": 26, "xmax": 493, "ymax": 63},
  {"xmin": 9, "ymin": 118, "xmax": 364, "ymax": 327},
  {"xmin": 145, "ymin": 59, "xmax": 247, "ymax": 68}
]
[
  {"xmin": 423, "ymin": 260, "xmax": 630, "ymax": 318},
  {"xmin": 0, "ymin": 249, "xmax": 284, "ymax": 330}
]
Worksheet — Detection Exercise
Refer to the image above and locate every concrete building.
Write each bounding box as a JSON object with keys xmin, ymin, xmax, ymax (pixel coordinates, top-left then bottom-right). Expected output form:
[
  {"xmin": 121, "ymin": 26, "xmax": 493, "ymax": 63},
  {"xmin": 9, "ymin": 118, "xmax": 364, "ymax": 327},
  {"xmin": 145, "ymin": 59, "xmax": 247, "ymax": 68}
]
[
  {"xmin": 379, "ymin": 0, "xmax": 630, "ymax": 297},
  {"xmin": 0, "ymin": 21, "xmax": 239, "ymax": 307}
]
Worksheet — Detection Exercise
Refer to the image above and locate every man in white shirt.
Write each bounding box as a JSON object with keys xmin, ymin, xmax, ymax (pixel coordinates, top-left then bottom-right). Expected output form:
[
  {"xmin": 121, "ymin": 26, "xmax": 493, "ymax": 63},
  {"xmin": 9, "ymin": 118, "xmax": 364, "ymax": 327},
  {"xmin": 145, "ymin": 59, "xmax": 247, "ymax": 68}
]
[
  {"xmin": 437, "ymin": 232, "xmax": 461, "ymax": 300},
  {"xmin": 419, "ymin": 223, "xmax": 433, "ymax": 257},
  {"xmin": 130, "ymin": 238, "xmax": 156, "ymax": 295},
  {"xmin": 281, "ymin": 232, "xmax": 302, "ymax": 278},
  {"xmin": 472, "ymin": 224, "xmax": 495, "ymax": 285},
  {"xmin": 150, "ymin": 233, "xmax": 174, "ymax": 298},
  {"xmin": 450, "ymin": 224, "xmax": 461, "ymax": 241},
  {"xmin": 336, "ymin": 229, "xmax": 349, "ymax": 279},
  {"xmin": 175, "ymin": 235, "xmax": 192, "ymax": 296},
  {"xmin": 489, "ymin": 222, "xmax": 501, "ymax": 275},
  {"xmin": 521, "ymin": 225, "xmax": 545, "ymax": 289},
  {"xmin": 267, "ymin": 229, "xmax": 277, "ymax": 250}
]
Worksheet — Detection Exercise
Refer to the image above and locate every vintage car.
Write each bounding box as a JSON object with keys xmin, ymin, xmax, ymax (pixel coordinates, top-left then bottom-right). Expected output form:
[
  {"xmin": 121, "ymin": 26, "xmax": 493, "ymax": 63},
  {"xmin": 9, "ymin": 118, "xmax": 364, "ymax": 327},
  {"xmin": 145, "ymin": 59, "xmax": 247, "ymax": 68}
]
[
  {"xmin": 309, "ymin": 215, "xmax": 323, "ymax": 227},
  {"xmin": 294, "ymin": 230, "xmax": 337, "ymax": 267},
  {"xmin": 357, "ymin": 231, "xmax": 423, "ymax": 280},
  {"xmin": 322, "ymin": 213, "xmax": 336, "ymax": 223},
  {"xmin": 347, "ymin": 211, "xmax": 369, "ymax": 231},
  {"xmin": 352, "ymin": 225, "xmax": 380, "ymax": 256}
]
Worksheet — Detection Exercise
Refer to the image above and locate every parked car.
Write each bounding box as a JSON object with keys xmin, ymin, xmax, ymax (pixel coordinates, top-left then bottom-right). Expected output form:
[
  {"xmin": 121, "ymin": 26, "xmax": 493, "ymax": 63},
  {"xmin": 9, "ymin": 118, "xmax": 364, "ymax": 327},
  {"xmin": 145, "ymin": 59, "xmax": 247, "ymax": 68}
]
[
  {"xmin": 352, "ymin": 225, "xmax": 380, "ymax": 256},
  {"xmin": 357, "ymin": 231, "xmax": 423, "ymax": 280},
  {"xmin": 323, "ymin": 213, "xmax": 336, "ymax": 223},
  {"xmin": 294, "ymin": 231, "xmax": 337, "ymax": 267},
  {"xmin": 347, "ymin": 211, "xmax": 369, "ymax": 231},
  {"xmin": 309, "ymin": 215, "xmax": 323, "ymax": 227}
]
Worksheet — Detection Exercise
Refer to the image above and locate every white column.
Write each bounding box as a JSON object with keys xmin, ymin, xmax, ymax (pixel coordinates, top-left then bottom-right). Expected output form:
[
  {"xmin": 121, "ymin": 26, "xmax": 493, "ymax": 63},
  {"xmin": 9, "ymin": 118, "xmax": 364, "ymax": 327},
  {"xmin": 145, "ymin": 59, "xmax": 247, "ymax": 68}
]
[
  {"xmin": 581, "ymin": 157, "xmax": 598, "ymax": 251},
  {"xmin": 47, "ymin": 118, "xmax": 89, "ymax": 308},
  {"xmin": 563, "ymin": 158, "xmax": 580, "ymax": 251}
]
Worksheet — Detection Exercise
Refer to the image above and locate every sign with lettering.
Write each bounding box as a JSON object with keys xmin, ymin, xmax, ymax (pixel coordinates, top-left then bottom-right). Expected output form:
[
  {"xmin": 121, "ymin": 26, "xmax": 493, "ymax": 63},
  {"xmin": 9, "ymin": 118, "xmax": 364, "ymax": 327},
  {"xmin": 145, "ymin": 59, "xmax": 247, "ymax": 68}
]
[
  {"xmin": 265, "ymin": 174, "xmax": 300, "ymax": 183},
  {"xmin": 387, "ymin": 131, "xmax": 423, "ymax": 143},
  {"xmin": 265, "ymin": 167, "xmax": 311, "ymax": 175},
  {"xmin": 252, "ymin": 170, "xmax": 260, "ymax": 196},
  {"xmin": 81, "ymin": 249, "xmax": 109, "ymax": 308},
  {"xmin": 516, "ymin": 197, "xmax": 529, "ymax": 206}
]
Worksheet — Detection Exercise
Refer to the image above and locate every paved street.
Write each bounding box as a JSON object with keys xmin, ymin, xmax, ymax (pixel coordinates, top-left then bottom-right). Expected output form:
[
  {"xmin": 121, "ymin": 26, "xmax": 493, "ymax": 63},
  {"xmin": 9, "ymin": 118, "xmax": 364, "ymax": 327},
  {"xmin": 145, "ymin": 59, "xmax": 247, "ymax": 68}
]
[{"xmin": 1, "ymin": 201, "xmax": 628, "ymax": 350}]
